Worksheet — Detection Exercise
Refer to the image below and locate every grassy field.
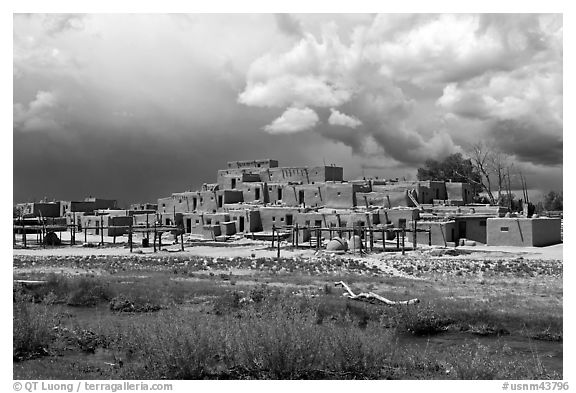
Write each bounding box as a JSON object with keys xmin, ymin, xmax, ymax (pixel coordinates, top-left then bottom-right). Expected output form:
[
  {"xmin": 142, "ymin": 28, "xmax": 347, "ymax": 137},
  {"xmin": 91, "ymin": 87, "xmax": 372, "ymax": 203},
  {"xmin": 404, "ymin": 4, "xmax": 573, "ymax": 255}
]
[{"xmin": 13, "ymin": 253, "xmax": 562, "ymax": 379}]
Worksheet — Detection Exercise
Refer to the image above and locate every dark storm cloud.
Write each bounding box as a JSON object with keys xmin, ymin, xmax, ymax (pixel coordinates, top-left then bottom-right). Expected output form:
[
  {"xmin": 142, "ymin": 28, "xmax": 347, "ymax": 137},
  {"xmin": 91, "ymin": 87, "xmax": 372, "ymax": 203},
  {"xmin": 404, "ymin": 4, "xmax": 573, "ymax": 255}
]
[
  {"xmin": 13, "ymin": 14, "xmax": 563, "ymax": 203},
  {"xmin": 487, "ymin": 120, "xmax": 563, "ymax": 166}
]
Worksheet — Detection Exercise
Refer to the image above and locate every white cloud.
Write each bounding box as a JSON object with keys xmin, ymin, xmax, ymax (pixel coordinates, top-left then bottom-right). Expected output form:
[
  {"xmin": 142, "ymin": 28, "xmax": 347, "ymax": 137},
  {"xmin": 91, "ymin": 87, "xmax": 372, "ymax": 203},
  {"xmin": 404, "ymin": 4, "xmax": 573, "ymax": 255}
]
[
  {"xmin": 328, "ymin": 108, "xmax": 362, "ymax": 128},
  {"xmin": 14, "ymin": 91, "xmax": 59, "ymax": 132},
  {"xmin": 239, "ymin": 13, "xmax": 562, "ymax": 167},
  {"xmin": 263, "ymin": 107, "xmax": 319, "ymax": 134}
]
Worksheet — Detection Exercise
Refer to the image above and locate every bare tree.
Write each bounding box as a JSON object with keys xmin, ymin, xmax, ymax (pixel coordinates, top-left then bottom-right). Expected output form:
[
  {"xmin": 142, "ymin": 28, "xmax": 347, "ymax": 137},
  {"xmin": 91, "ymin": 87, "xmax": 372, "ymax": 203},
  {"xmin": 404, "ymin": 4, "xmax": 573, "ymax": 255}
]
[
  {"xmin": 470, "ymin": 142, "xmax": 496, "ymax": 204},
  {"xmin": 468, "ymin": 142, "xmax": 516, "ymax": 206}
]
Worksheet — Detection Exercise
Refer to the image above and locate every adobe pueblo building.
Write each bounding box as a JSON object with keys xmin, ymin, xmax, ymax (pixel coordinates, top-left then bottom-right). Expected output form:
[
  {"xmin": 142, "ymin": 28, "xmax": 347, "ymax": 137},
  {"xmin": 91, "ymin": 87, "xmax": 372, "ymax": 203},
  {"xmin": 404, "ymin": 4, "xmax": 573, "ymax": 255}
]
[{"xmin": 156, "ymin": 159, "xmax": 562, "ymax": 248}]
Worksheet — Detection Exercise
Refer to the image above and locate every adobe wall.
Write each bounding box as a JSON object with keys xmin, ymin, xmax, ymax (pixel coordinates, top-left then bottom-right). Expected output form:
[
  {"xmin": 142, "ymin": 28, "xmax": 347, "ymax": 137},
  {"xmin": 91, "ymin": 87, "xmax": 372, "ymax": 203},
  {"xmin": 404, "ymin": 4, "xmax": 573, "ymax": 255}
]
[
  {"xmin": 217, "ymin": 168, "xmax": 264, "ymax": 189},
  {"xmin": 532, "ymin": 217, "xmax": 562, "ymax": 247},
  {"xmin": 281, "ymin": 184, "xmax": 327, "ymax": 208},
  {"xmin": 530, "ymin": 218, "xmax": 562, "ymax": 246},
  {"xmin": 487, "ymin": 218, "xmax": 534, "ymax": 247},
  {"xmin": 107, "ymin": 216, "xmax": 132, "ymax": 236},
  {"xmin": 261, "ymin": 166, "xmax": 343, "ymax": 184},
  {"xmin": 455, "ymin": 216, "xmax": 487, "ymax": 244},
  {"xmin": 265, "ymin": 183, "xmax": 284, "ymax": 205},
  {"xmin": 417, "ymin": 181, "xmax": 447, "ymax": 204},
  {"xmin": 258, "ymin": 207, "xmax": 300, "ymax": 231},
  {"xmin": 18, "ymin": 202, "xmax": 61, "ymax": 218},
  {"xmin": 324, "ymin": 183, "xmax": 355, "ymax": 209},
  {"xmin": 218, "ymin": 190, "xmax": 244, "ymax": 206},
  {"xmin": 371, "ymin": 185, "xmax": 414, "ymax": 207},
  {"xmin": 378, "ymin": 208, "xmax": 420, "ymax": 228},
  {"xmin": 240, "ymin": 182, "xmax": 267, "ymax": 203},
  {"xmin": 158, "ymin": 191, "xmax": 219, "ymax": 215},
  {"xmin": 226, "ymin": 209, "xmax": 261, "ymax": 234},
  {"xmin": 445, "ymin": 182, "xmax": 474, "ymax": 204},
  {"xmin": 227, "ymin": 159, "xmax": 278, "ymax": 169},
  {"xmin": 416, "ymin": 221, "xmax": 456, "ymax": 246}
]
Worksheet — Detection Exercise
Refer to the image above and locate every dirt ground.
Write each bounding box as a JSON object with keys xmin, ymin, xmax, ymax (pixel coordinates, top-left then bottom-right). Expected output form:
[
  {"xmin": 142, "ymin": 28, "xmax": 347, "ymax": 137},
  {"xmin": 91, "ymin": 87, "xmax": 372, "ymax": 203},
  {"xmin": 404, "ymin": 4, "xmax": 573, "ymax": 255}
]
[{"xmin": 13, "ymin": 231, "xmax": 563, "ymax": 262}]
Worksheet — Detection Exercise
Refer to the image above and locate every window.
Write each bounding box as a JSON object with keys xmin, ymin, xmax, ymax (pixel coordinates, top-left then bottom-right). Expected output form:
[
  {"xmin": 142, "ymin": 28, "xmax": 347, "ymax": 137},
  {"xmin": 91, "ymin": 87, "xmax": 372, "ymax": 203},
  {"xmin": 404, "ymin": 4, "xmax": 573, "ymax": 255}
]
[
  {"xmin": 305, "ymin": 220, "xmax": 310, "ymax": 226},
  {"xmin": 162, "ymin": 203, "xmax": 166, "ymax": 207},
  {"xmin": 215, "ymin": 221, "xmax": 219, "ymax": 225},
  {"xmin": 272, "ymin": 217, "xmax": 276, "ymax": 222},
  {"xmin": 500, "ymin": 227, "xmax": 509, "ymax": 232},
  {"xmin": 195, "ymin": 219, "xmax": 199, "ymax": 224},
  {"xmin": 280, "ymin": 217, "xmax": 284, "ymax": 221},
  {"xmin": 206, "ymin": 219, "xmax": 212, "ymax": 225},
  {"xmin": 480, "ymin": 220, "xmax": 486, "ymax": 227},
  {"xmin": 337, "ymin": 192, "xmax": 341, "ymax": 196}
]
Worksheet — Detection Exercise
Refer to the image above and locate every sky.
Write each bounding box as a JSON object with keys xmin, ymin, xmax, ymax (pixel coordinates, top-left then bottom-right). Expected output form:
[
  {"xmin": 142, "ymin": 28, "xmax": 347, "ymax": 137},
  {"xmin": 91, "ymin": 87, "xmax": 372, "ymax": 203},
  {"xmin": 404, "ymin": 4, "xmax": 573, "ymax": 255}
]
[{"xmin": 13, "ymin": 13, "xmax": 563, "ymax": 206}]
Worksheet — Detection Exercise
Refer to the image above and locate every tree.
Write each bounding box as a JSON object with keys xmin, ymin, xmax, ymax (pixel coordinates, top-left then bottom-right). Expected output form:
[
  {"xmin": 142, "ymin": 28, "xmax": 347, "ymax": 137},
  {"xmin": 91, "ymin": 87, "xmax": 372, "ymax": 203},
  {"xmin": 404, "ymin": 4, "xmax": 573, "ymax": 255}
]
[
  {"xmin": 543, "ymin": 191, "xmax": 563, "ymax": 211},
  {"xmin": 417, "ymin": 153, "xmax": 481, "ymax": 185},
  {"xmin": 467, "ymin": 142, "xmax": 520, "ymax": 206}
]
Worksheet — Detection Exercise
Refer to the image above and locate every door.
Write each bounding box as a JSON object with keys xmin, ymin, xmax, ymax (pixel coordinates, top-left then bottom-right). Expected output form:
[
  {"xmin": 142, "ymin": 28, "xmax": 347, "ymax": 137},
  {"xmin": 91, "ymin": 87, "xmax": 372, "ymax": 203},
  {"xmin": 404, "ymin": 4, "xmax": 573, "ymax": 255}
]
[
  {"xmin": 286, "ymin": 214, "xmax": 293, "ymax": 226},
  {"xmin": 278, "ymin": 188, "xmax": 283, "ymax": 201},
  {"xmin": 239, "ymin": 216, "xmax": 245, "ymax": 232},
  {"xmin": 231, "ymin": 178, "xmax": 236, "ymax": 189},
  {"xmin": 298, "ymin": 190, "xmax": 305, "ymax": 205},
  {"xmin": 255, "ymin": 188, "xmax": 260, "ymax": 200},
  {"xmin": 458, "ymin": 221, "xmax": 467, "ymax": 240},
  {"xmin": 186, "ymin": 218, "xmax": 192, "ymax": 233},
  {"xmin": 218, "ymin": 195, "xmax": 223, "ymax": 208}
]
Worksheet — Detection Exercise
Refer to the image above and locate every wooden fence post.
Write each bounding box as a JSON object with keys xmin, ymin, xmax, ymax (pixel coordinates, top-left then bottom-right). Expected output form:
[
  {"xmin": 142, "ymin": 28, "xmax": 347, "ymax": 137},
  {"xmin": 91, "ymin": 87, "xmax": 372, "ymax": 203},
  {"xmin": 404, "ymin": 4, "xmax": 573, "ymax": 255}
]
[
  {"xmin": 100, "ymin": 216, "xmax": 104, "ymax": 246},
  {"xmin": 295, "ymin": 224, "xmax": 299, "ymax": 248},
  {"xmin": 277, "ymin": 229, "xmax": 281, "ymax": 259},
  {"xmin": 412, "ymin": 220, "xmax": 417, "ymax": 250},
  {"xmin": 153, "ymin": 223, "xmax": 157, "ymax": 252},
  {"xmin": 428, "ymin": 229, "xmax": 432, "ymax": 246},
  {"xmin": 129, "ymin": 222, "xmax": 133, "ymax": 253},
  {"xmin": 271, "ymin": 225, "xmax": 275, "ymax": 248},
  {"xmin": 22, "ymin": 221, "xmax": 26, "ymax": 248},
  {"xmin": 402, "ymin": 229, "xmax": 405, "ymax": 256},
  {"xmin": 382, "ymin": 228, "xmax": 386, "ymax": 252},
  {"xmin": 181, "ymin": 232, "xmax": 184, "ymax": 252}
]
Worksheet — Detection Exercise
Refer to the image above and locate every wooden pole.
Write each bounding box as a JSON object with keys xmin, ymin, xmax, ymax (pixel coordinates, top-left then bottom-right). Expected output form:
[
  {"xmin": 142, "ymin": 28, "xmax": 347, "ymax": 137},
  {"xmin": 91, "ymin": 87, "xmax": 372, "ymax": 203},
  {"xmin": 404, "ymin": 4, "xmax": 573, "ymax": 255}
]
[
  {"xmin": 382, "ymin": 228, "xmax": 386, "ymax": 252},
  {"xmin": 181, "ymin": 232, "xmax": 184, "ymax": 252},
  {"xmin": 295, "ymin": 223, "xmax": 299, "ymax": 248},
  {"xmin": 396, "ymin": 230, "xmax": 400, "ymax": 249},
  {"xmin": 146, "ymin": 213, "xmax": 149, "ymax": 240},
  {"xmin": 159, "ymin": 230, "xmax": 162, "ymax": 250},
  {"xmin": 428, "ymin": 229, "xmax": 432, "ymax": 246},
  {"xmin": 153, "ymin": 223, "xmax": 157, "ymax": 252},
  {"xmin": 100, "ymin": 216, "xmax": 104, "ymax": 246},
  {"xmin": 271, "ymin": 225, "xmax": 275, "ymax": 248},
  {"xmin": 352, "ymin": 224, "xmax": 356, "ymax": 255},
  {"xmin": 370, "ymin": 228, "xmax": 374, "ymax": 251},
  {"xmin": 316, "ymin": 228, "xmax": 320, "ymax": 251},
  {"xmin": 72, "ymin": 216, "xmax": 76, "ymax": 245},
  {"xmin": 129, "ymin": 221, "xmax": 133, "ymax": 252},
  {"xmin": 412, "ymin": 220, "xmax": 417, "ymax": 250},
  {"xmin": 84, "ymin": 223, "xmax": 87, "ymax": 243},
  {"xmin": 402, "ymin": 229, "xmax": 405, "ymax": 255},
  {"xmin": 22, "ymin": 221, "xmax": 26, "ymax": 248},
  {"xmin": 277, "ymin": 229, "xmax": 281, "ymax": 259}
]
